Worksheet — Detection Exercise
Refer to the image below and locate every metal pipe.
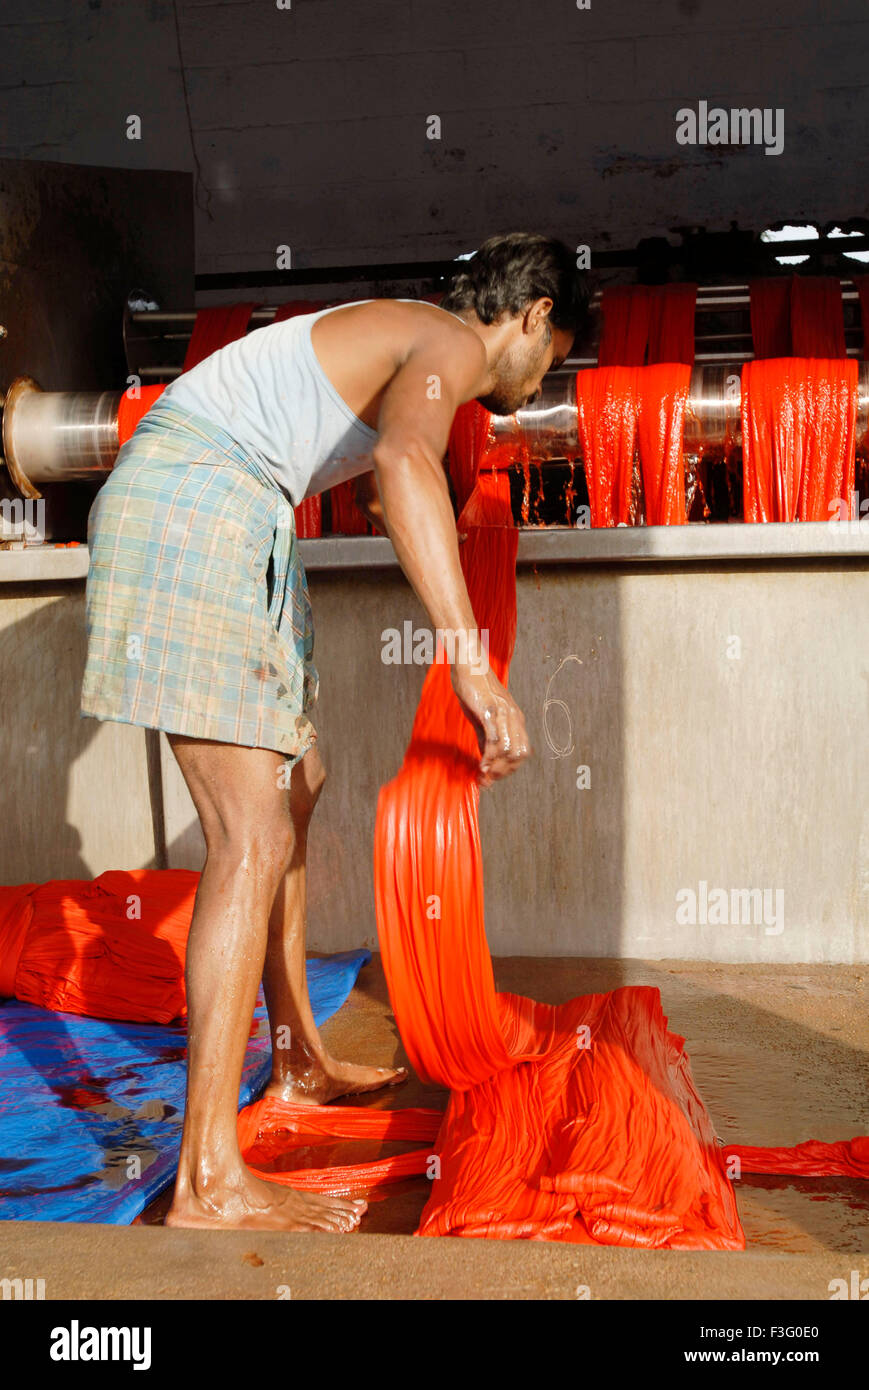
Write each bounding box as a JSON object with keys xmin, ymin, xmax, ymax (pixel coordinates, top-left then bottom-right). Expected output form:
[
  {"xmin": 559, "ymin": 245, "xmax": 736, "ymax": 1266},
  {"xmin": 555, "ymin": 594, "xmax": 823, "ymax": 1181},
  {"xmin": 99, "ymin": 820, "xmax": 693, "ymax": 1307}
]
[
  {"xmin": 488, "ymin": 363, "xmax": 869, "ymax": 456},
  {"xmin": 3, "ymin": 363, "xmax": 869, "ymax": 494}
]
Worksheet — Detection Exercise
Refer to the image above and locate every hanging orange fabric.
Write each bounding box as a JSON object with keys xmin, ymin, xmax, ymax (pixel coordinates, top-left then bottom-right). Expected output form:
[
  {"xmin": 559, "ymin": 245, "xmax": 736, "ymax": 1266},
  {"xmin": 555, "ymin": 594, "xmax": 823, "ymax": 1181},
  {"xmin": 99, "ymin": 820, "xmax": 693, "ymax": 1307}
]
[
  {"xmin": 741, "ymin": 358, "xmax": 857, "ymax": 522},
  {"xmin": 791, "ymin": 277, "xmax": 847, "ymax": 359},
  {"xmin": 750, "ymin": 277, "xmax": 847, "ymax": 359},
  {"xmin": 646, "ymin": 284, "xmax": 697, "ymax": 365},
  {"xmin": 636, "ymin": 363, "xmax": 690, "ymax": 524},
  {"xmin": 856, "ymin": 277, "xmax": 869, "ymax": 355},
  {"xmin": 183, "ymin": 303, "xmax": 256, "ymax": 371},
  {"xmin": 598, "ymin": 285, "xmax": 696, "ymax": 367},
  {"xmin": 750, "ymin": 279, "xmax": 793, "ymax": 358},
  {"xmin": 329, "ymin": 478, "xmax": 371, "ymax": 535},
  {"xmin": 575, "ymin": 365, "xmax": 688, "ymax": 527},
  {"xmin": 598, "ymin": 286, "xmax": 652, "ymax": 367},
  {"xmin": 575, "ymin": 366, "xmax": 639, "ymax": 526}
]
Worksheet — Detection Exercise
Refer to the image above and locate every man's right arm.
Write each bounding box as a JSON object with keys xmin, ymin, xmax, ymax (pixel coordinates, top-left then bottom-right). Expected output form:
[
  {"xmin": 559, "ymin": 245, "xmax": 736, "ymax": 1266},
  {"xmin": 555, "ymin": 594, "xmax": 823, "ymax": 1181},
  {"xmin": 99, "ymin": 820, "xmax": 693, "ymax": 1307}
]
[{"xmin": 371, "ymin": 322, "xmax": 530, "ymax": 786}]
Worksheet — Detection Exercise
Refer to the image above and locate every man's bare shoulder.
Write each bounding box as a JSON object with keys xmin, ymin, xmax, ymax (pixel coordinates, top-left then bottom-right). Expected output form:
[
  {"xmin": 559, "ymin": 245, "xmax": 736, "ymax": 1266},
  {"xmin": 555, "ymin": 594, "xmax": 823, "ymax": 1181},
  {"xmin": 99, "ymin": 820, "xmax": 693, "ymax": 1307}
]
[{"xmin": 340, "ymin": 297, "xmax": 485, "ymax": 365}]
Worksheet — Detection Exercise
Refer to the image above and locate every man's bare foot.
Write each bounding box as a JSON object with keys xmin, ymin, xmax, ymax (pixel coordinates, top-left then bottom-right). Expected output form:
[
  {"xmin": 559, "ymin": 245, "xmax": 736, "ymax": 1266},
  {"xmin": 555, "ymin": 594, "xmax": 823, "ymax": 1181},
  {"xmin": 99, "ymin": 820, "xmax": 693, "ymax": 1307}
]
[
  {"xmin": 264, "ymin": 1057, "xmax": 409, "ymax": 1105},
  {"xmin": 165, "ymin": 1168, "xmax": 367, "ymax": 1232}
]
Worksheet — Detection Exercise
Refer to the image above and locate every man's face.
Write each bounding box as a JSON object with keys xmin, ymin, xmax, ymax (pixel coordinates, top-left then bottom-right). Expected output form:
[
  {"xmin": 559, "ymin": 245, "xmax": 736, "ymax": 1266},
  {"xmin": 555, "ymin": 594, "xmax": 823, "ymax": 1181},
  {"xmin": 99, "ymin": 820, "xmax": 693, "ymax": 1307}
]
[{"xmin": 477, "ymin": 319, "xmax": 574, "ymax": 416}]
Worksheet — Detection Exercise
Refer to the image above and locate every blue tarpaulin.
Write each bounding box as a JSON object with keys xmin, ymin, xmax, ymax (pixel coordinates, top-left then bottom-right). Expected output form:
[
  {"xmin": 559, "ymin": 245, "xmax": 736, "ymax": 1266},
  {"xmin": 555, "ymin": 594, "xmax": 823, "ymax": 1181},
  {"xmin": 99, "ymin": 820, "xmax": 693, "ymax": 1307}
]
[{"xmin": 0, "ymin": 949, "xmax": 370, "ymax": 1223}]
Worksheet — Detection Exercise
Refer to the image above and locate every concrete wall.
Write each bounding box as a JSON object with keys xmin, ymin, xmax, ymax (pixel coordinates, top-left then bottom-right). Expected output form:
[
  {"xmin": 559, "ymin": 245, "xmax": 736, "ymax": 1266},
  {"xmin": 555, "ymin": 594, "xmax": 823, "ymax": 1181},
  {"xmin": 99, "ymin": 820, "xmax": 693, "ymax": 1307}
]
[
  {"xmin": 0, "ymin": 581, "xmax": 160, "ymax": 881},
  {"xmin": 5, "ymin": 554, "xmax": 865, "ymax": 963},
  {"xmin": 1, "ymin": 1, "xmax": 866, "ymax": 273}
]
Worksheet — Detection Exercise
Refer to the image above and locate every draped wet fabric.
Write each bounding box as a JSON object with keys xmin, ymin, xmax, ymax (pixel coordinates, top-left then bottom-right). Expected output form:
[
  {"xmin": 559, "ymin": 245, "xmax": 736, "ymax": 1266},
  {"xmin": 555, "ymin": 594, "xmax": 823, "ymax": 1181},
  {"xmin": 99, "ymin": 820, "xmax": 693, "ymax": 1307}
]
[
  {"xmin": 0, "ymin": 871, "xmax": 195, "ymax": 1024},
  {"xmin": 750, "ymin": 277, "xmax": 847, "ymax": 359},
  {"xmin": 741, "ymin": 358, "xmax": 857, "ymax": 522},
  {"xmin": 183, "ymin": 303, "xmax": 256, "ymax": 371},
  {"xmin": 750, "ymin": 279, "xmax": 792, "ymax": 359},
  {"xmin": 575, "ymin": 364, "xmax": 689, "ymax": 526},
  {"xmin": 229, "ymin": 397, "xmax": 869, "ymax": 1244},
  {"xmin": 328, "ymin": 478, "xmax": 371, "ymax": 535},
  {"xmin": 790, "ymin": 278, "xmax": 847, "ymax": 359},
  {"xmin": 598, "ymin": 284, "xmax": 696, "ymax": 366},
  {"xmin": 857, "ymin": 277, "xmax": 869, "ymax": 354},
  {"xmin": 575, "ymin": 366, "xmax": 638, "ymax": 525},
  {"xmin": 635, "ymin": 363, "xmax": 690, "ymax": 525}
]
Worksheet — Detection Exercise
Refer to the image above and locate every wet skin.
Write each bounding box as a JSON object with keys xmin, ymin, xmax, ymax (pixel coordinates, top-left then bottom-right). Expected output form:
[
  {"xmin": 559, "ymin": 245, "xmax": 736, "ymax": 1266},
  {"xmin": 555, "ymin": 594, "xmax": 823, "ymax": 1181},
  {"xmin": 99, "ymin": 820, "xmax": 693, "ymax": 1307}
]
[{"xmin": 165, "ymin": 738, "xmax": 403, "ymax": 1232}]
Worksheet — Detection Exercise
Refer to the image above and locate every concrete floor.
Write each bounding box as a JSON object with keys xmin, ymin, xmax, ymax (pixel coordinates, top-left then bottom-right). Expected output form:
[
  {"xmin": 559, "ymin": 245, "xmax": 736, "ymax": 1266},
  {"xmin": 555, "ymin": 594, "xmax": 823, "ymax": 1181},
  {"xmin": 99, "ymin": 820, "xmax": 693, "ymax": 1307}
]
[{"xmin": 1, "ymin": 955, "xmax": 866, "ymax": 1299}]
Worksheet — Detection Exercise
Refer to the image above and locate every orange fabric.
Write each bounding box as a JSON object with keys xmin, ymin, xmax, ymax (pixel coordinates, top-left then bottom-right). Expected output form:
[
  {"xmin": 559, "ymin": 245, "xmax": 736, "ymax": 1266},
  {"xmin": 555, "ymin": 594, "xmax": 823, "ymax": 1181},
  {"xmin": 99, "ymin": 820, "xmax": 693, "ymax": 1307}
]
[
  {"xmin": 646, "ymin": 284, "xmax": 697, "ymax": 365},
  {"xmin": 750, "ymin": 277, "xmax": 847, "ymax": 359},
  {"xmin": 575, "ymin": 365, "xmax": 688, "ymax": 527},
  {"xmin": 0, "ymin": 870, "xmax": 196, "ymax": 1023},
  {"xmin": 117, "ymin": 385, "xmax": 168, "ymax": 445},
  {"xmin": 741, "ymin": 358, "xmax": 857, "ymax": 522},
  {"xmin": 371, "ymin": 466, "xmax": 751, "ymax": 1245},
  {"xmin": 238, "ymin": 393, "xmax": 866, "ymax": 1243},
  {"xmin": 791, "ymin": 277, "xmax": 847, "ymax": 359},
  {"xmin": 598, "ymin": 285, "xmax": 696, "ymax": 367},
  {"xmin": 328, "ymin": 477, "xmax": 371, "ymax": 535},
  {"xmin": 183, "ymin": 303, "xmax": 256, "ymax": 371},
  {"xmin": 636, "ymin": 363, "xmax": 690, "ymax": 524},
  {"xmin": 598, "ymin": 286, "xmax": 652, "ymax": 367},
  {"xmin": 750, "ymin": 279, "xmax": 793, "ymax": 358},
  {"xmin": 575, "ymin": 366, "xmax": 639, "ymax": 526},
  {"xmin": 857, "ymin": 277, "xmax": 869, "ymax": 355},
  {"xmin": 0, "ymin": 884, "xmax": 36, "ymax": 997}
]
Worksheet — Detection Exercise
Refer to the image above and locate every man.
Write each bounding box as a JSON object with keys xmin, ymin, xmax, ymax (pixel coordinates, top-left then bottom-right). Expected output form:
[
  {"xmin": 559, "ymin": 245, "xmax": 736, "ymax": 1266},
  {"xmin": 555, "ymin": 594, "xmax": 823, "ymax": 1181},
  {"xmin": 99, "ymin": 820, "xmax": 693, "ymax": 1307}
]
[{"xmin": 81, "ymin": 232, "xmax": 586, "ymax": 1232}]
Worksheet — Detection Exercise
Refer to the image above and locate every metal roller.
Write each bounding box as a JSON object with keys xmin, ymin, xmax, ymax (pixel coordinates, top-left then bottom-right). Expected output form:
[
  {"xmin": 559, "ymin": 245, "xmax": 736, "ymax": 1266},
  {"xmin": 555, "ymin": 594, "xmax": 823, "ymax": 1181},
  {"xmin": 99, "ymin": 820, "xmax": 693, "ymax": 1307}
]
[
  {"xmin": 489, "ymin": 363, "xmax": 869, "ymax": 460},
  {"xmin": 2, "ymin": 377, "xmax": 123, "ymax": 498},
  {"xmin": 3, "ymin": 364, "xmax": 869, "ymax": 496}
]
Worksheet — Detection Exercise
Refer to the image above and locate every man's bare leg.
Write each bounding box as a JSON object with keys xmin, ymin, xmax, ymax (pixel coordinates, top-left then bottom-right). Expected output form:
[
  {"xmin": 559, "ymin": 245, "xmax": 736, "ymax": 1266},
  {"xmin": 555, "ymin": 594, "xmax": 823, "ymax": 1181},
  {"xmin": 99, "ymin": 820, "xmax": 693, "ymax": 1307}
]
[
  {"xmin": 261, "ymin": 744, "xmax": 407, "ymax": 1103},
  {"xmin": 164, "ymin": 734, "xmax": 366, "ymax": 1232}
]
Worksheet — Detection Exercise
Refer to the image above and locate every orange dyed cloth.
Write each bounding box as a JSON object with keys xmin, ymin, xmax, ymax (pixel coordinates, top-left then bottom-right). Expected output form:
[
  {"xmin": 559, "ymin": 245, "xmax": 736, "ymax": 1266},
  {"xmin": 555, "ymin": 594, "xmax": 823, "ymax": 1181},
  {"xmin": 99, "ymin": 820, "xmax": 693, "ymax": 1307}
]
[
  {"xmin": 0, "ymin": 870, "xmax": 197, "ymax": 1023},
  {"xmin": 790, "ymin": 278, "xmax": 847, "ymax": 359},
  {"xmin": 371, "ymin": 463, "xmax": 751, "ymax": 1245},
  {"xmin": 117, "ymin": 385, "xmax": 168, "ymax": 445},
  {"xmin": 242, "ymin": 396, "xmax": 865, "ymax": 1246},
  {"xmin": 576, "ymin": 366, "xmax": 639, "ymax": 526},
  {"xmin": 183, "ymin": 303, "xmax": 256, "ymax": 371},
  {"xmin": 598, "ymin": 284, "xmax": 696, "ymax": 366},
  {"xmin": 636, "ymin": 363, "xmax": 690, "ymax": 525},
  {"xmin": 576, "ymin": 364, "xmax": 689, "ymax": 526},
  {"xmin": 328, "ymin": 477, "xmax": 371, "ymax": 535},
  {"xmin": 750, "ymin": 277, "xmax": 847, "ymax": 359},
  {"xmin": 741, "ymin": 358, "xmax": 857, "ymax": 522}
]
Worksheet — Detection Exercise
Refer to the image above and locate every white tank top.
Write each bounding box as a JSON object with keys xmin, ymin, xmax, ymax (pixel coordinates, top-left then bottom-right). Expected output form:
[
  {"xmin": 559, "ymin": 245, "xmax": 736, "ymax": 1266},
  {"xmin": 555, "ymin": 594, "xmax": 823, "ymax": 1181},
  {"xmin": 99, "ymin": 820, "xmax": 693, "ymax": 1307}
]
[{"xmin": 161, "ymin": 299, "xmax": 433, "ymax": 505}]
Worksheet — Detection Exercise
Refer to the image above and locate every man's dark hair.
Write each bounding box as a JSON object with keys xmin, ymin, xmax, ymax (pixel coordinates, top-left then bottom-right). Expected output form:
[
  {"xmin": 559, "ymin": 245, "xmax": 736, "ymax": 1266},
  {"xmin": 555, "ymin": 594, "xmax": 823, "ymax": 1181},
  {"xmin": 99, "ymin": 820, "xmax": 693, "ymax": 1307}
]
[{"xmin": 440, "ymin": 232, "xmax": 588, "ymax": 338}]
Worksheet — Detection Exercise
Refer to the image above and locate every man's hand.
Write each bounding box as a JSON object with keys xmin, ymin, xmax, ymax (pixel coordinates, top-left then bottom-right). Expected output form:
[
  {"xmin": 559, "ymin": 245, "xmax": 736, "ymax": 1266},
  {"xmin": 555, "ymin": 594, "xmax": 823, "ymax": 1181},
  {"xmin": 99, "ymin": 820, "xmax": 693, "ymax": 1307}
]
[{"xmin": 450, "ymin": 664, "xmax": 530, "ymax": 788}]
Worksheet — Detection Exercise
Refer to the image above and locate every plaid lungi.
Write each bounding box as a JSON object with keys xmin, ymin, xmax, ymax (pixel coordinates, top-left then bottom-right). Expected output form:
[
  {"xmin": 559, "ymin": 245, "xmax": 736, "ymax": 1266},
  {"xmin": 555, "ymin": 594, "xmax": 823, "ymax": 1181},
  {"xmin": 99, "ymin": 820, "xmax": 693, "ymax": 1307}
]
[{"xmin": 81, "ymin": 398, "xmax": 319, "ymax": 763}]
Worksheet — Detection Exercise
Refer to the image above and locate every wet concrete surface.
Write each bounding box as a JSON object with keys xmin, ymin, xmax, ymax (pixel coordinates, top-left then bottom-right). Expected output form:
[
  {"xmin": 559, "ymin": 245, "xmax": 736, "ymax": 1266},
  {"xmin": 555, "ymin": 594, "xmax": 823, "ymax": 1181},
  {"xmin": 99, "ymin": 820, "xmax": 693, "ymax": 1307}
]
[{"xmin": 2, "ymin": 955, "xmax": 866, "ymax": 1298}]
